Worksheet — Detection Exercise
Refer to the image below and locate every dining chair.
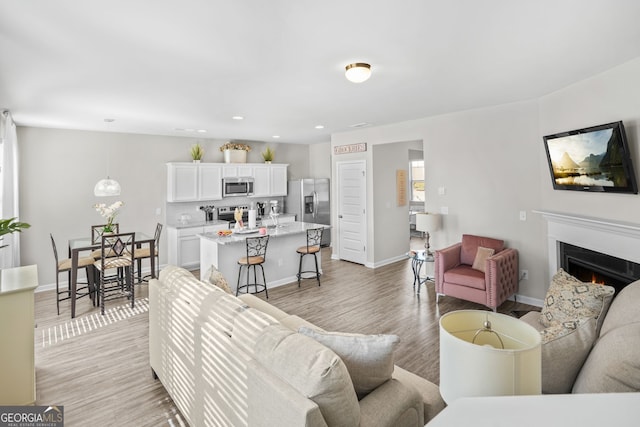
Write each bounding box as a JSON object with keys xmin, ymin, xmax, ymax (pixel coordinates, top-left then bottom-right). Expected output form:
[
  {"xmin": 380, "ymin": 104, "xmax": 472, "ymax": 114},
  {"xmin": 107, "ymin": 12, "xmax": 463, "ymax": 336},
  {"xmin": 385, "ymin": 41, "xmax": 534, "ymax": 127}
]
[
  {"xmin": 236, "ymin": 235, "xmax": 269, "ymax": 298},
  {"xmin": 90, "ymin": 223, "xmax": 120, "ymax": 259},
  {"xmin": 134, "ymin": 223, "xmax": 163, "ymax": 283},
  {"xmin": 50, "ymin": 234, "xmax": 96, "ymax": 315},
  {"xmin": 93, "ymin": 232, "xmax": 135, "ymax": 315},
  {"xmin": 296, "ymin": 228, "xmax": 324, "ymax": 287}
]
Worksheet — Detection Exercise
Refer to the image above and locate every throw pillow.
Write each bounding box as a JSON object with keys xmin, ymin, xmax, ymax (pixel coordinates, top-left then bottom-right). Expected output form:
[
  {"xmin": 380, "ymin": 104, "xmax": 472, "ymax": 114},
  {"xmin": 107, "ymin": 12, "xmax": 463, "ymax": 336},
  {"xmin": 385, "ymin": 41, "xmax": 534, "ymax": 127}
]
[
  {"xmin": 540, "ymin": 268, "xmax": 615, "ymax": 330},
  {"xmin": 205, "ymin": 264, "xmax": 232, "ymax": 294},
  {"xmin": 298, "ymin": 326, "xmax": 400, "ymax": 399},
  {"xmin": 471, "ymin": 246, "xmax": 495, "ymax": 272},
  {"xmin": 539, "ymin": 317, "xmax": 597, "ymax": 394},
  {"xmin": 256, "ymin": 324, "xmax": 360, "ymax": 427}
]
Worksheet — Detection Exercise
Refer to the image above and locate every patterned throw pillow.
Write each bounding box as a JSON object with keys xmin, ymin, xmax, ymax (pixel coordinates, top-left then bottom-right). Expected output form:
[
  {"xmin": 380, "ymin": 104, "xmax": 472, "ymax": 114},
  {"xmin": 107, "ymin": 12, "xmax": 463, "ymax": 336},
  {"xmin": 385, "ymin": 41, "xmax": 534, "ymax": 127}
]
[
  {"xmin": 540, "ymin": 268, "xmax": 615, "ymax": 329},
  {"xmin": 205, "ymin": 264, "xmax": 232, "ymax": 294}
]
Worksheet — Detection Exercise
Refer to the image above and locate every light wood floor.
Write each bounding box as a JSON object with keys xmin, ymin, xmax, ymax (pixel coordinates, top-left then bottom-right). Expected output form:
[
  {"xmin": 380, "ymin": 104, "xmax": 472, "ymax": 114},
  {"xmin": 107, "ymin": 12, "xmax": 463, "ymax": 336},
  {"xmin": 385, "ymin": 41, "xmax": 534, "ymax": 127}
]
[{"xmin": 34, "ymin": 243, "xmax": 537, "ymax": 426}]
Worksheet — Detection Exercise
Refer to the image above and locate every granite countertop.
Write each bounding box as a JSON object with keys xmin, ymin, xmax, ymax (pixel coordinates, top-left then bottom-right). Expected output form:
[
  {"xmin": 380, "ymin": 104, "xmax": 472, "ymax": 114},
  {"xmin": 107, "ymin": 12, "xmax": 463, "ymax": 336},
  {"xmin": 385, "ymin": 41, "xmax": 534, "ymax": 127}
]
[
  {"xmin": 199, "ymin": 221, "xmax": 329, "ymax": 245},
  {"xmin": 167, "ymin": 220, "xmax": 229, "ymax": 229}
]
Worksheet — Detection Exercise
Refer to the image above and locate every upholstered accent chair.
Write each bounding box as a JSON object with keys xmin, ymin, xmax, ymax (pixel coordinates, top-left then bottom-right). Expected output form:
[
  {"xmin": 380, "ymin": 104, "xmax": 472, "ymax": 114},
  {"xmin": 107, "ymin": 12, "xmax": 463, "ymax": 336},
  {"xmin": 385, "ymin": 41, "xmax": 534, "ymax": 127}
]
[{"xmin": 434, "ymin": 234, "xmax": 519, "ymax": 311}]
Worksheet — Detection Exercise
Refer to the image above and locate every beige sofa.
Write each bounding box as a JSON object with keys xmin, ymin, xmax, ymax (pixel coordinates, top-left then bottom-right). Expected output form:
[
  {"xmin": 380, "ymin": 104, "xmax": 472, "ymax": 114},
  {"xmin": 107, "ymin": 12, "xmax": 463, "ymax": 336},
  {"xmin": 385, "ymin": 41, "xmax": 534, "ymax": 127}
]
[
  {"xmin": 520, "ymin": 278, "xmax": 640, "ymax": 394},
  {"xmin": 149, "ymin": 266, "xmax": 445, "ymax": 427}
]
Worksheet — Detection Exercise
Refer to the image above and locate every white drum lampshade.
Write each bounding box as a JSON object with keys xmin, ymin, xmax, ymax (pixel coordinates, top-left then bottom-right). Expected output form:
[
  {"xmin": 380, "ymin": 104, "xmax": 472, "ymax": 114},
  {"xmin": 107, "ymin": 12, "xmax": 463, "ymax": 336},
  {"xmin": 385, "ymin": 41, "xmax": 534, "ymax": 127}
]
[
  {"xmin": 415, "ymin": 212, "xmax": 441, "ymax": 255},
  {"xmin": 439, "ymin": 310, "xmax": 541, "ymax": 404}
]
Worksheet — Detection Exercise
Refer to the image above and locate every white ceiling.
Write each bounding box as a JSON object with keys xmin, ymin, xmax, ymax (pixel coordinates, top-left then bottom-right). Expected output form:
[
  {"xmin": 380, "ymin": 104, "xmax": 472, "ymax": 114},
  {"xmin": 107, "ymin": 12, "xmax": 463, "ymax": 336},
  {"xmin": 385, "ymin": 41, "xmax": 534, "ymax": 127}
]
[{"xmin": 2, "ymin": 0, "xmax": 640, "ymax": 144}]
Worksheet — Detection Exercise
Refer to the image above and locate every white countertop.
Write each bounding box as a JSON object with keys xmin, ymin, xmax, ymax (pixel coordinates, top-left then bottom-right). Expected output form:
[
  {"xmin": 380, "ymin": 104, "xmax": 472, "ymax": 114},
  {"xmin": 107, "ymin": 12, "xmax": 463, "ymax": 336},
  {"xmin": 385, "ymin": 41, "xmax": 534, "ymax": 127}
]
[
  {"xmin": 167, "ymin": 219, "xmax": 229, "ymax": 229},
  {"xmin": 199, "ymin": 221, "xmax": 329, "ymax": 245},
  {"xmin": 0, "ymin": 265, "xmax": 38, "ymax": 295}
]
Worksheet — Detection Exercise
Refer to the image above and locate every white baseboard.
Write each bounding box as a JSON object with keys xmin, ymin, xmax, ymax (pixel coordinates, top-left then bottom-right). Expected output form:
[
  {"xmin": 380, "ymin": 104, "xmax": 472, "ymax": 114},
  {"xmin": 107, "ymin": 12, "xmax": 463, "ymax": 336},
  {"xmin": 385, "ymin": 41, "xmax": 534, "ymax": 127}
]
[
  {"xmin": 35, "ymin": 263, "xmax": 165, "ymax": 293},
  {"xmin": 514, "ymin": 293, "xmax": 543, "ymax": 308}
]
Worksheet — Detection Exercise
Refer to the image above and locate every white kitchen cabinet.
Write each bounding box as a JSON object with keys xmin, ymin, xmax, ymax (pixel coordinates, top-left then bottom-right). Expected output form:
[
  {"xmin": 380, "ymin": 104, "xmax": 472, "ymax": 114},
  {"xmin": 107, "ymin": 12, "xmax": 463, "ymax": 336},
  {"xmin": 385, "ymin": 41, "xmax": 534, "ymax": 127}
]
[
  {"xmin": 270, "ymin": 164, "xmax": 288, "ymax": 196},
  {"xmin": 198, "ymin": 164, "xmax": 223, "ymax": 200},
  {"xmin": 167, "ymin": 163, "xmax": 223, "ymax": 202},
  {"xmin": 222, "ymin": 164, "xmax": 253, "ymax": 178},
  {"xmin": 250, "ymin": 164, "xmax": 288, "ymax": 197},
  {"xmin": 167, "ymin": 223, "xmax": 229, "ymax": 269},
  {"xmin": 252, "ymin": 165, "xmax": 271, "ymax": 197}
]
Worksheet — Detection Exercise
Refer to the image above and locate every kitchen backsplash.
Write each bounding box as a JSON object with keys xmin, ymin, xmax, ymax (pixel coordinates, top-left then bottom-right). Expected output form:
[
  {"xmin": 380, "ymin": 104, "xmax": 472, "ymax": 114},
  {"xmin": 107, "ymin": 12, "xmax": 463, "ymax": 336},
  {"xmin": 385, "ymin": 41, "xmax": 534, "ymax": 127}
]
[{"xmin": 166, "ymin": 196, "xmax": 285, "ymax": 225}]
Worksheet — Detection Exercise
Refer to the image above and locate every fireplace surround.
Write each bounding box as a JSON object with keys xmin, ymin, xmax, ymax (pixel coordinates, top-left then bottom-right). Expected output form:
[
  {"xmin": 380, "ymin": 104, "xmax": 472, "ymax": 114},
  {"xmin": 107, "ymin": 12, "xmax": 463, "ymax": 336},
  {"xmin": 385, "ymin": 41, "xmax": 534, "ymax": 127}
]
[{"xmin": 536, "ymin": 210, "xmax": 640, "ymax": 294}]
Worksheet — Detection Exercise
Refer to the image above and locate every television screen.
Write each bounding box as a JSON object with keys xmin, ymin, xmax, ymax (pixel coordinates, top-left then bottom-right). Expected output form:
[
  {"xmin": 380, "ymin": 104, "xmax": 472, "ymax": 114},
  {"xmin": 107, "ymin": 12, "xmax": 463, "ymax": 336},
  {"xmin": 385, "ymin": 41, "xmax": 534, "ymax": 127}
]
[{"xmin": 543, "ymin": 121, "xmax": 638, "ymax": 194}]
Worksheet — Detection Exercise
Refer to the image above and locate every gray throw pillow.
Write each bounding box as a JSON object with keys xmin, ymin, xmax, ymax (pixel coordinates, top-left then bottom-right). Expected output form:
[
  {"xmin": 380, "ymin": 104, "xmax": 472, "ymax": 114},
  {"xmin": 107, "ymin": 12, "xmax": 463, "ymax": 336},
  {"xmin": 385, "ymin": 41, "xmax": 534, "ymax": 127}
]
[{"xmin": 298, "ymin": 326, "xmax": 400, "ymax": 399}]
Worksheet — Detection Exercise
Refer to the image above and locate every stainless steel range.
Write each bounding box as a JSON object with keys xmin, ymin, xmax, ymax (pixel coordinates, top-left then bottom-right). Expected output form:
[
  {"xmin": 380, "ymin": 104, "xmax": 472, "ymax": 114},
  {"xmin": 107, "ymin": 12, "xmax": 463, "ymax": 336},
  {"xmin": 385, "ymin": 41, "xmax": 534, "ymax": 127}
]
[{"xmin": 217, "ymin": 205, "xmax": 259, "ymax": 225}]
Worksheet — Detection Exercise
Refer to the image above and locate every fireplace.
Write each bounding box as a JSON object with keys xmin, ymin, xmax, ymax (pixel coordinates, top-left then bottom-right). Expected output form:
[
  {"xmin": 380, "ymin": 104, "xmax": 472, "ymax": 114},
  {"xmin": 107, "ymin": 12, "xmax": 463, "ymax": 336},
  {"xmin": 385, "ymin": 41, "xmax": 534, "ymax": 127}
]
[
  {"xmin": 537, "ymin": 210, "xmax": 640, "ymax": 301},
  {"xmin": 560, "ymin": 242, "xmax": 640, "ymax": 294}
]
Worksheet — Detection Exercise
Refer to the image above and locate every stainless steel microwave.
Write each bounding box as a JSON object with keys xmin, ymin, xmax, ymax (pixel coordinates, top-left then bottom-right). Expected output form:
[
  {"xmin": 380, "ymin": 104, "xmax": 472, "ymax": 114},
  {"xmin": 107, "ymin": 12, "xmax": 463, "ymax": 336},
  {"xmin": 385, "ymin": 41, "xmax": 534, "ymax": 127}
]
[{"xmin": 222, "ymin": 177, "xmax": 254, "ymax": 197}]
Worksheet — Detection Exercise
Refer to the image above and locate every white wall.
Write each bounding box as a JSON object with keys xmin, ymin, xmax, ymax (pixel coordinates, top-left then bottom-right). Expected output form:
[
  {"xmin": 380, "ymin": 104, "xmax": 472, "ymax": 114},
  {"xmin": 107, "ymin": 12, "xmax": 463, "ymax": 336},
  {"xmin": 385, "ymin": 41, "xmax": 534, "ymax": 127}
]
[
  {"xmin": 18, "ymin": 127, "xmax": 311, "ymax": 287},
  {"xmin": 331, "ymin": 55, "xmax": 640, "ymax": 304}
]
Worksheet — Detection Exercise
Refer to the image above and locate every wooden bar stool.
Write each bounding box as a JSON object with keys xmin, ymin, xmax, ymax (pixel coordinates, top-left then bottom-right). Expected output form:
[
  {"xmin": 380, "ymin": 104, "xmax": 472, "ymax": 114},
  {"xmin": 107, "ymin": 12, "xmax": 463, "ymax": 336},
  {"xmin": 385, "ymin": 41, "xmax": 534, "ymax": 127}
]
[
  {"xmin": 236, "ymin": 235, "xmax": 269, "ymax": 298},
  {"xmin": 296, "ymin": 228, "xmax": 324, "ymax": 287}
]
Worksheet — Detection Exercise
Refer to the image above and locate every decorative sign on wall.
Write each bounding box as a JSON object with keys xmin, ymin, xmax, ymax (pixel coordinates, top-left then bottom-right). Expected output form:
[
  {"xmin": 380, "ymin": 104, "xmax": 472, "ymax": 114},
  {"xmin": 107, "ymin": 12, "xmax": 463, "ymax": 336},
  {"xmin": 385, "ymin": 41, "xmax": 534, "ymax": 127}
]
[
  {"xmin": 333, "ymin": 143, "xmax": 367, "ymax": 155},
  {"xmin": 397, "ymin": 169, "xmax": 407, "ymax": 206}
]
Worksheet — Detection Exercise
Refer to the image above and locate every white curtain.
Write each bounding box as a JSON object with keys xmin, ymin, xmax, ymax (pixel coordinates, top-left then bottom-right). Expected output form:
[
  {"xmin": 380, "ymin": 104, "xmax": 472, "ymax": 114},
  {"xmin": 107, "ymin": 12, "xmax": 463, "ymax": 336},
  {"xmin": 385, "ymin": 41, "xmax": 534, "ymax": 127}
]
[{"xmin": 0, "ymin": 110, "xmax": 21, "ymax": 267}]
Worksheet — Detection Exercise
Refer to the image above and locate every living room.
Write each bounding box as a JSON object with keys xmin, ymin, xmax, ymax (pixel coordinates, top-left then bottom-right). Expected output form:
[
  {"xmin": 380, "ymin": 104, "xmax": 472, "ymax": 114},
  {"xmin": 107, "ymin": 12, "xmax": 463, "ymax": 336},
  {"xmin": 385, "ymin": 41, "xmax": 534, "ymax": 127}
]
[{"xmin": 2, "ymin": 1, "xmax": 640, "ymax": 425}]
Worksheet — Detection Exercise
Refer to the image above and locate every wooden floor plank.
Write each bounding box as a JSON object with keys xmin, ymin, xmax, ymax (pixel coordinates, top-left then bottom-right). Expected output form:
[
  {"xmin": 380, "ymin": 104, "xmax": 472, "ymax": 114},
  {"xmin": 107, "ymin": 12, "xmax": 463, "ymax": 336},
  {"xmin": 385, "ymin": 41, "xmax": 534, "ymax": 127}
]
[{"xmin": 34, "ymin": 243, "xmax": 537, "ymax": 425}]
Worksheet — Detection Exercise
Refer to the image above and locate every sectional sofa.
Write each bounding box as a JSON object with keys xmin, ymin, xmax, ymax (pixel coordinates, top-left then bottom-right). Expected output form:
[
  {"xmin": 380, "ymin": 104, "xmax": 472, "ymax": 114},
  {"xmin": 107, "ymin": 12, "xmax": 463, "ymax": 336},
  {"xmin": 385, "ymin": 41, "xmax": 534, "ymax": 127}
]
[{"xmin": 149, "ymin": 266, "xmax": 446, "ymax": 426}]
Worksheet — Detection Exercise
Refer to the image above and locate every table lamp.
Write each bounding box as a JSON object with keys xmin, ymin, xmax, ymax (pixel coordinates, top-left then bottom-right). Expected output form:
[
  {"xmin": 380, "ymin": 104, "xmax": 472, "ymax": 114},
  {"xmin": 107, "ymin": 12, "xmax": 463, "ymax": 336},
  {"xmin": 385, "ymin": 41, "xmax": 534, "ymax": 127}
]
[
  {"xmin": 439, "ymin": 310, "xmax": 541, "ymax": 404},
  {"xmin": 415, "ymin": 212, "xmax": 441, "ymax": 256}
]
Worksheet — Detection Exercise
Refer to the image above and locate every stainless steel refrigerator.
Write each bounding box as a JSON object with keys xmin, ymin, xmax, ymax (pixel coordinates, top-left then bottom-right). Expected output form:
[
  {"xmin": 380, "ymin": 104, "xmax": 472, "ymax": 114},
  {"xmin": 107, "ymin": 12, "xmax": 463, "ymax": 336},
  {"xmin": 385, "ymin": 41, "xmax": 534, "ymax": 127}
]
[{"xmin": 286, "ymin": 178, "xmax": 331, "ymax": 246}]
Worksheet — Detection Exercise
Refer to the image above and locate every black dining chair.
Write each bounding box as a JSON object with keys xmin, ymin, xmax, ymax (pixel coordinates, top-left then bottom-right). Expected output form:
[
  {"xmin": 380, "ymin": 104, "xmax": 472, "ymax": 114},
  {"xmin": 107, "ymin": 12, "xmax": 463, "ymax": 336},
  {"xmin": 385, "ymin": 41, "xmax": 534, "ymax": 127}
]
[
  {"xmin": 93, "ymin": 232, "xmax": 135, "ymax": 315},
  {"xmin": 134, "ymin": 223, "xmax": 163, "ymax": 283},
  {"xmin": 50, "ymin": 234, "xmax": 96, "ymax": 315}
]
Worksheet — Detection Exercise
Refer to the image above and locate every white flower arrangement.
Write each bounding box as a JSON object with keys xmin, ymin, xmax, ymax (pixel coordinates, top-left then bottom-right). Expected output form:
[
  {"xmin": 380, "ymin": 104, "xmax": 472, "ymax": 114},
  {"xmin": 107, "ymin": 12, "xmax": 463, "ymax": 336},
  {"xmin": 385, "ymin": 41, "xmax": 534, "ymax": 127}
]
[{"xmin": 93, "ymin": 201, "xmax": 123, "ymax": 232}]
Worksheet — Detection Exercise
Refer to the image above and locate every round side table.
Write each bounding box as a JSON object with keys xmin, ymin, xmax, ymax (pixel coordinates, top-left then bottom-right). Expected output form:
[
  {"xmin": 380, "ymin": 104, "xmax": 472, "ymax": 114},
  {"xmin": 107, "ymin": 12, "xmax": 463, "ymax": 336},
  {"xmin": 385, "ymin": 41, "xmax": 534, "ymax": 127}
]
[{"xmin": 407, "ymin": 250, "xmax": 434, "ymax": 292}]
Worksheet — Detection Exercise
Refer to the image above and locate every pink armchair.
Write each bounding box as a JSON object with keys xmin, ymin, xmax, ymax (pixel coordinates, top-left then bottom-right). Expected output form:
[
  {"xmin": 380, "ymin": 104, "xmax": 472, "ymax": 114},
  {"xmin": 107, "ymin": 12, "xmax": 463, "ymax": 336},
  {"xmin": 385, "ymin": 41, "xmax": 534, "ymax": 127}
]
[{"xmin": 434, "ymin": 234, "xmax": 519, "ymax": 311}]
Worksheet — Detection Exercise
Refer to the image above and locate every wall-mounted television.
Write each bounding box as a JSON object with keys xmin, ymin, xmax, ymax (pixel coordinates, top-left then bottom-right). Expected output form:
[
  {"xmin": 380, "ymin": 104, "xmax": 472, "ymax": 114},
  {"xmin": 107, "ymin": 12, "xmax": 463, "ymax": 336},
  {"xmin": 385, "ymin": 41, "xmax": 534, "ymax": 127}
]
[{"xmin": 543, "ymin": 121, "xmax": 638, "ymax": 194}]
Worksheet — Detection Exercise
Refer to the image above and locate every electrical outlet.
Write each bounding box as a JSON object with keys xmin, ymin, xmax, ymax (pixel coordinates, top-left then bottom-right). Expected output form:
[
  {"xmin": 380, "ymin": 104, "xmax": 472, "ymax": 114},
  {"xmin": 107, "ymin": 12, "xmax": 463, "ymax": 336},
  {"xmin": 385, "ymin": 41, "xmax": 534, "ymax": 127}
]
[
  {"xmin": 519, "ymin": 210, "xmax": 527, "ymax": 221},
  {"xmin": 520, "ymin": 270, "xmax": 529, "ymax": 280}
]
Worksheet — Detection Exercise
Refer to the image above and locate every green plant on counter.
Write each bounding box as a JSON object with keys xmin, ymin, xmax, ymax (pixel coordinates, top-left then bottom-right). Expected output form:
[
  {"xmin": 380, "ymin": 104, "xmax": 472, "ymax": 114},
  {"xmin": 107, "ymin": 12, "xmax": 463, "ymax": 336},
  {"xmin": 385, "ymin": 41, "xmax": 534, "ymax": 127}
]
[
  {"xmin": 262, "ymin": 146, "xmax": 274, "ymax": 162},
  {"xmin": 190, "ymin": 143, "xmax": 204, "ymax": 160},
  {"xmin": 0, "ymin": 218, "xmax": 31, "ymax": 248}
]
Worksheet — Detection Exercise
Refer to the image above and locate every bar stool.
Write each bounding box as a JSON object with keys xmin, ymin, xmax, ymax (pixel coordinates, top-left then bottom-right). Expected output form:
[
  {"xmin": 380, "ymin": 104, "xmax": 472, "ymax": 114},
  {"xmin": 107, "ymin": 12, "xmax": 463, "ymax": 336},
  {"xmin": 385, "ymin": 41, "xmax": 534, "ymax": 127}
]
[
  {"xmin": 296, "ymin": 228, "xmax": 324, "ymax": 287},
  {"xmin": 236, "ymin": 235, "xmax": 269, "ymax": 298}
]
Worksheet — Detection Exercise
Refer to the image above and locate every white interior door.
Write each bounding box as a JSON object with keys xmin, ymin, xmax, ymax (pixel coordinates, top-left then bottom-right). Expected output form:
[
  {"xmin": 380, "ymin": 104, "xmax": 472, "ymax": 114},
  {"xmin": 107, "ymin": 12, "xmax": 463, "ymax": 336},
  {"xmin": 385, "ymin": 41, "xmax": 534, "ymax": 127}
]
[{"xmin": 337, "ymin": 160, "xmax": 367, "ymax": 264}]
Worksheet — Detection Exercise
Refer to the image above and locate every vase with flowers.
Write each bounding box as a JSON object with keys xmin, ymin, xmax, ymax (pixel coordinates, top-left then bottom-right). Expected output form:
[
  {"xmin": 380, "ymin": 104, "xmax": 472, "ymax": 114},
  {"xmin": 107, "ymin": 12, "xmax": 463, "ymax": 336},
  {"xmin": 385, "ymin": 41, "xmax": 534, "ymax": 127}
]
[
  {"xmin": 94, "ymin": 201, "xmax": 124, "ymax": 233},
  {"xmin": 220, "ymin": 141, "xmax": 251, "ymax": 163}
]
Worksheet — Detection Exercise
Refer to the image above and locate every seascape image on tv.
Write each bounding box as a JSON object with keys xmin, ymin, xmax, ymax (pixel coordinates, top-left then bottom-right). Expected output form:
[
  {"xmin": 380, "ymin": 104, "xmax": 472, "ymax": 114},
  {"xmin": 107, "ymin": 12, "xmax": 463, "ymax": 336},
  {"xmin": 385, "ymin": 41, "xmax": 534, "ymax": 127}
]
[{"xmin": 547, "ymin": 128, "xmax": 630, "ymax": 188}]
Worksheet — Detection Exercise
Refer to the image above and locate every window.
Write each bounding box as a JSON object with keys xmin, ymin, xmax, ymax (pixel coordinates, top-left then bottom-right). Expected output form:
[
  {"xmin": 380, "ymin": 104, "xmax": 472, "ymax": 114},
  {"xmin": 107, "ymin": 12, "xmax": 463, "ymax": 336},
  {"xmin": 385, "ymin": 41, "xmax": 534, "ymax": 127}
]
[{"xmin": 410, "ymin": 159, "xmax": 424, "ymax": 202}]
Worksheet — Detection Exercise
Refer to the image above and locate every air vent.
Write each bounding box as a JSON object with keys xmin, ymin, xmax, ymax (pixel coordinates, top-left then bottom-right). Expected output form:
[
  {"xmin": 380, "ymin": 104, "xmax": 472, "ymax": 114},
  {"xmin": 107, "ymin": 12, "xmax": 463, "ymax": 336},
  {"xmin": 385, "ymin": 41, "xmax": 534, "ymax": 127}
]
[{"xmin": 349, "ymin": 122, "xmax": 371, "ymax": 128}]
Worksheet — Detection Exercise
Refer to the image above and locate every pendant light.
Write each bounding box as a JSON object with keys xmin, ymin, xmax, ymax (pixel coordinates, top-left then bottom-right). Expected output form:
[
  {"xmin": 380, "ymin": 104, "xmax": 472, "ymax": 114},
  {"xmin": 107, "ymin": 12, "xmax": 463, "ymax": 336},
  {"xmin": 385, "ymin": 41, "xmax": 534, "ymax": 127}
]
[{"xmin": 94, "ymin": 118, "xmax": 121, "ymax": 197}]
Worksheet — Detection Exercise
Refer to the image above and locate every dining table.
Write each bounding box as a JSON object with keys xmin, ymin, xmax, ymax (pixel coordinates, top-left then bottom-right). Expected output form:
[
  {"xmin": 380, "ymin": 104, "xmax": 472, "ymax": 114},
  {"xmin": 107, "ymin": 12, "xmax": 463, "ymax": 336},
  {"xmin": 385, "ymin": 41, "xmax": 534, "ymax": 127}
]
[{"xmin": 68, "ymin": 231, "xmax": 155, "ymax": 318}]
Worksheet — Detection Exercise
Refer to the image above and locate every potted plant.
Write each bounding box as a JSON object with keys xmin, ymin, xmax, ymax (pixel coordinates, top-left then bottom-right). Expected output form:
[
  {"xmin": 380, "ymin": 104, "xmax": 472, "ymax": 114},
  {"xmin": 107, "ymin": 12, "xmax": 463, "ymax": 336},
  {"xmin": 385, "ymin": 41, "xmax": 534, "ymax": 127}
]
[
  {"xmin": 93, "ymin": 201, "xmax": 124, "ymax": 233},
  {"xmin": 0, "ymin": 218, "xmax": 31, "ymax": 249},
  {"xmin": 262, "ymin": 146, "xmax": 274, "ymax": 163},
  {"xmin": 190, "ymin": 143, "xmax": 204, "ymax": 163},
  {"xmin": 220, "ymin": 141, "xmax": 251, "ymax": 163}
]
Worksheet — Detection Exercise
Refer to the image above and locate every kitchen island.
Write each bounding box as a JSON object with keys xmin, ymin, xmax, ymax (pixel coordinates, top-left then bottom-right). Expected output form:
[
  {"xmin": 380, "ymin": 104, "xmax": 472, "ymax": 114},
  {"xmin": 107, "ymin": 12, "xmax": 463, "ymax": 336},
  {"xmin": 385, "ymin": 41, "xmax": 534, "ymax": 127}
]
[{"xmin": 199, "ymin": 221, "xmax": 329, "ymax": 293}]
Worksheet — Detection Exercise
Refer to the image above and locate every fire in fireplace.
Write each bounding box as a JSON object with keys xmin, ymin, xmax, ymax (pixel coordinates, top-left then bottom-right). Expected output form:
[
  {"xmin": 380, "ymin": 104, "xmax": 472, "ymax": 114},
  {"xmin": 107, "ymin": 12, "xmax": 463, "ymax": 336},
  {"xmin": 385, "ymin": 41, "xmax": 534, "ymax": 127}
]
[{"xmin": 559, "ymin": 242, "xmax": 640, "ymax": 294}]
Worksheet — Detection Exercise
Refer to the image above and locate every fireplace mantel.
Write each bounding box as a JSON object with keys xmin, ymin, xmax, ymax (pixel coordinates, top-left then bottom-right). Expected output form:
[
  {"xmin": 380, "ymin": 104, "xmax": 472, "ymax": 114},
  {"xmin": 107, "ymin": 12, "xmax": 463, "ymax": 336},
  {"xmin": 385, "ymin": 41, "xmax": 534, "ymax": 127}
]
[{"xmin": 534, "ymin": 210, "xmax": 640, "ymax": 280}]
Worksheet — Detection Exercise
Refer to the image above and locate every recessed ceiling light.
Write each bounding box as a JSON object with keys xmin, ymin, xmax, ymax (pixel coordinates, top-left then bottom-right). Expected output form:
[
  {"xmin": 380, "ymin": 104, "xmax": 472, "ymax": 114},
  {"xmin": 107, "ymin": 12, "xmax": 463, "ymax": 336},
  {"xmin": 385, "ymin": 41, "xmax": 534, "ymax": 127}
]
[
  {"xmin": 232, "ymin": 116, "xmax": 244, "ymax": 120},
  {"xmin": 345, "ymin": 63, "xmax": 372, "ymax": 83},
  {"xmin": 315, "ymin": 125, "xmax": 325, "ymax": 129},
  {"xmin": 272, "ymin": 135, "xmax": 280, "ymax": 139},
  {"xmin": 196, "ymin": 129, "xmax": 207, "ymax": 133},
  {"xmin": 349, "ymin": 122, "xmax": 372, "ymax": 128}
]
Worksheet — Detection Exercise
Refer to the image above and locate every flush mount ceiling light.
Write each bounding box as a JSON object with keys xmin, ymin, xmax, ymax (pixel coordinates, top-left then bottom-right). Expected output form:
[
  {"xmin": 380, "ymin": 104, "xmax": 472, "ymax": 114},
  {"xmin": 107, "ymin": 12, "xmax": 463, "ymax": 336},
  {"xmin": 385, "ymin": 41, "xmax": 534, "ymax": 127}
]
[{"xmin": 345, "ymin": 63, "xmax": 371, "ymax": 83}]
